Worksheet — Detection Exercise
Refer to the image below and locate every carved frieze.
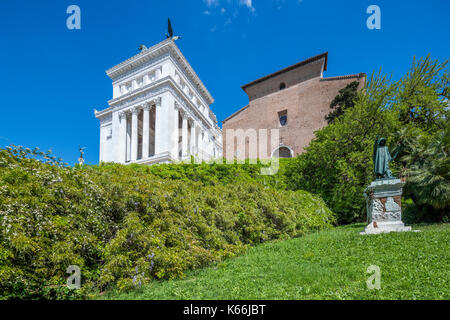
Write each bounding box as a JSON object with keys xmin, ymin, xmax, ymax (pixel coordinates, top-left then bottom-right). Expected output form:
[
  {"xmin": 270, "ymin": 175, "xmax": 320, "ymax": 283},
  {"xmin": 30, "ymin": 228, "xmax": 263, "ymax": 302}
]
[
  {"xmin": 99, "ymin": 113, "xmax": 112, "ymax": 125},
  {"xmin": 365, "ymin": 180, "xmax": 404, "ymax": 223}
]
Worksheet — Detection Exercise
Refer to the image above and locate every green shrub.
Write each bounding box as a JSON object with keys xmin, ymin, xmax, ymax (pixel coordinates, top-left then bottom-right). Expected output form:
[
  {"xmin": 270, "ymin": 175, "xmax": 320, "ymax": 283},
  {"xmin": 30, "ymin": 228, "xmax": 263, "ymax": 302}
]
[
  {"xmin": 0, "ymin": 146, "xmax": 334, "ymax": 299},
  {"xmin": 100, "ymin": 158, "xmax": 292, "ymax": 189}
]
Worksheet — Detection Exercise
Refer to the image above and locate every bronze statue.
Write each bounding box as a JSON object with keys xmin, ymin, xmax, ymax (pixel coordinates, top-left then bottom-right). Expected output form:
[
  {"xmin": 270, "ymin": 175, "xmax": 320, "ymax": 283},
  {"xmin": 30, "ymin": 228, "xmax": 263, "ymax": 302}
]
[
  {"xmin": 78, "ymin": 146, "xmax": 86, "ymax": 165},
  {"xmin": 373, "ymin": 137, "xmax": 401, "ymax": 179},
  {"xmin": 166, "ymin": 18, "xmax": 173, "ymax": 39},
  {"xmin": 165, "ymin": 18, "xmax": 182, "ymax": 41}
]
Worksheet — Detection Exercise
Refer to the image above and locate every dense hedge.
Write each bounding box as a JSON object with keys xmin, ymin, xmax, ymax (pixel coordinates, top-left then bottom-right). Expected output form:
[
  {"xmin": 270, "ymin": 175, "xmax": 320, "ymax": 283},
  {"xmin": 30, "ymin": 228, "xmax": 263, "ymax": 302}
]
[
  {"xmin": 0, "ymin": 147, "xmax": 334, "ymax": 299},
  {"xmin": 120, "ymin": 158, "xmax": 291, "ymax": 188}
]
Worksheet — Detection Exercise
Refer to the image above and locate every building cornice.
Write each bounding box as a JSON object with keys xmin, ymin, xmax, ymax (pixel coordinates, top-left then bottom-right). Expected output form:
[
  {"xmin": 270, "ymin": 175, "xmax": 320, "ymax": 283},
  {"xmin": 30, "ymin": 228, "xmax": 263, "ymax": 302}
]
[
  {"xmin": 241, "ymin": 52, "xmax": 328, "ymax": 91},
  {"xmin": 94, "ymin": 76, "xmax": 216, "ymax": 132},
  {"xmin": 222, "ymin": 105, "xmax": 249, "ymax": 124},
  {"xmin": 320, "ymin": 72, "xmax": 366, "ymax": 82},
  {"xmin": 105, "ymin": 39, "xmax": 214, "ymax": 105}
]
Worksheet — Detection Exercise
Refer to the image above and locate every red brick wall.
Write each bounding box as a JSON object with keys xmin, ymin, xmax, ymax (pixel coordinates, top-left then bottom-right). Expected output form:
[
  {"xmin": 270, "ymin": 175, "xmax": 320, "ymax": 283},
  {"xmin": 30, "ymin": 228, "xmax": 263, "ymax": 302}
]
[
  {"xmin": 223, "ymin": 74, "xmax": 365, "ymax": 159},
  {"xmin": 243, "ymin": 58, "xmax": 325, "ymax": 101}
]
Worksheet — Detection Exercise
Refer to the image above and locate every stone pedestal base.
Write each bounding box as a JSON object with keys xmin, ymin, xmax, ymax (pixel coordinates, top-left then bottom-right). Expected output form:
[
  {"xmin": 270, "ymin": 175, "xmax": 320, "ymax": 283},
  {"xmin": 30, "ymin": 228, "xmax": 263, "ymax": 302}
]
[
  {"xmin": 360, "ymin": 221, "xmax": 412, "ymax": 235},
  {"xmin": 361, "ymin": 179, "xmax": 413, "ymax": 235}
]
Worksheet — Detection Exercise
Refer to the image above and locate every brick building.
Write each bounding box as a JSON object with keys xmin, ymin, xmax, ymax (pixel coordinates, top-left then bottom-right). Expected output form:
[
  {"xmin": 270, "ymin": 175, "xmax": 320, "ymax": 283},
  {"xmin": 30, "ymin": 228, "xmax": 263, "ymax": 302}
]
[{"xmin": 222, "ymin": 52, "xmax": 365, "ymax": 159}]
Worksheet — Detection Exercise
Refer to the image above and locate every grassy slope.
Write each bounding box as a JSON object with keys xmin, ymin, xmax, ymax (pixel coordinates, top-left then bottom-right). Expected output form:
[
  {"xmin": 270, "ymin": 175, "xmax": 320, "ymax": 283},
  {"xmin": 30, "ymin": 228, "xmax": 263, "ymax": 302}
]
[{"xmin": 102, "ymin": 223, "xmax": 449, "ymax": 300}]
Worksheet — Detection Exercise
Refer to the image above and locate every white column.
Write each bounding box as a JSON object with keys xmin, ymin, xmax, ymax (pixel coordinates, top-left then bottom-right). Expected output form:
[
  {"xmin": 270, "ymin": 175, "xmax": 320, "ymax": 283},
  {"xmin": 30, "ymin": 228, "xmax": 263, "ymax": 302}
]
[
  {"xmin": 111, "ymin": 111, "xmax": 120, "ymax": 162},
  {"xmin": 181, "ymin": 113, "xmax": 188, "ymax": 159},
  {"xmin": 198, "ymin": 129, "xmax": 203, "ymax": 161},
  {"xmin": 154, "ymin": 98, "xmax": 162, "ymax": 155},
  {"xmin": 126, "ymin": 113, "xmax": 131, "ymax": 161},
  {"xmin": 204, "ymin": 132, "xmax": 210, "ymax": 159},
  {"xmin": 142, "ymin": 104, "xmax": 150, "ymax": 159},
  {"xmin": 174, "ymin": 102, "xmax": 180, "ymax": 159},
  {"xmin": 190, "ymin": 121, "xmax": 196, "ymax": 156},
  {"xmin": 119, "ymin": 111, "xmax": 127, "ymax": 163},
  {"xmin": 131, "ymin": 107, "xmax": 139, "ymax": 162},
  {"xmin": 99, "ymin": 125, "xmax": 104, "ymax": 163},
  {"xmin": 113, "ymin": 85, "xmax": 120, "ymax": 99},
  {"xmin": 152, "ymin": 95, "xmax": 177, "ymax": 160}
]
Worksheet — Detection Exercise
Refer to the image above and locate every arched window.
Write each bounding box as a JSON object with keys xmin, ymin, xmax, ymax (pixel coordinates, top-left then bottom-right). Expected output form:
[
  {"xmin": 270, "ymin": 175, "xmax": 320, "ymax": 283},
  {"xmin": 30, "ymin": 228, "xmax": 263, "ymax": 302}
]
[
  {"xmin": 279, "ymin": 82, "xmax": 286, "ymax": 90},
  {"xmin": 272, "ymin": 146, "xmax": 293, "ymax": 158}
]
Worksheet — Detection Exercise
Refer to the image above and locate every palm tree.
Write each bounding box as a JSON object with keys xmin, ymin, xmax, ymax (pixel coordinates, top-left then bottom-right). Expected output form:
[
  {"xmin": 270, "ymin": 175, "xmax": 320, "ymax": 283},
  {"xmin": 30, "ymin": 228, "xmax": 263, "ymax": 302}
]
[{"xmin": 400, "ymin": 127, "xmax": 449, "ymax": 220}]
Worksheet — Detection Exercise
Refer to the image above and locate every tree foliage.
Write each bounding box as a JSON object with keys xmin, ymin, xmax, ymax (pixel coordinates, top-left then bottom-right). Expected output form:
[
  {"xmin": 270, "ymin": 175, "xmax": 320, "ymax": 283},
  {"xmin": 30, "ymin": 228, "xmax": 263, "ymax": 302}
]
[
  {"xmin": 399, "ymin": 126, "xmax": 450, "ymax": 222},
  {"xmin": 393, "ymin": 54, "xmax": 449, "ymax": 131},
  {"xmin": 325, "ymin": 80, "xmax": 360, "ymax": 124},
  {"xmin": 285, "ymin": 55, "xmax": 449, "ymax": 224}
]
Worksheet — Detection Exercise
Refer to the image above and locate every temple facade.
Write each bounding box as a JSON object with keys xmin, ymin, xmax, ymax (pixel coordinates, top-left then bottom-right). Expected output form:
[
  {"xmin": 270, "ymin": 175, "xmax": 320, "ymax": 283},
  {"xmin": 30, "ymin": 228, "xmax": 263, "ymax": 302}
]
[{"xmin": 95, "ymin": 39, "xmax": 222, "ymax": 165}]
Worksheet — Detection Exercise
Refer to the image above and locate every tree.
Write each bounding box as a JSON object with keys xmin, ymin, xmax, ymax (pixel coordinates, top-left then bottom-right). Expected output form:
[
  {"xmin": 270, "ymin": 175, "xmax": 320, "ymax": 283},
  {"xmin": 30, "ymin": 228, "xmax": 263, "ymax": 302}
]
[
  {"xmin": 285, "ymin": 55, "xmax": 449, "ymax": 224},
  {"xmin": 286, "ymin": 71, "xmax": 398, "ymax": 224},
  {"xmin": 400, "ymin": 126, "xmax": 450, "ymax": 221},
  {"xmin": 325, "ymin": 81, "xmax": 360, "ymax": 124},
  {"xmin": 393, "ymin": 54, "xmax": 449, "ymax": 131}
]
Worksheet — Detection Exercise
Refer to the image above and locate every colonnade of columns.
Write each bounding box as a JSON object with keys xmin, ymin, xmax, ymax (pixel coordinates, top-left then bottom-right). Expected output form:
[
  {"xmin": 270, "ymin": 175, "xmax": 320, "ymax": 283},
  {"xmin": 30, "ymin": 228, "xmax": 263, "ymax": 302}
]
[
  {"xmin": 178, "ymin": 107, "xmax": 207, "ymax": 161},
  {"xmin": 118, "ymin": 99, "xmax": 158, "ymax": 163},
  {"xmin": 116, "ymin": 98, "xmax": 213, "ymax": 163}
]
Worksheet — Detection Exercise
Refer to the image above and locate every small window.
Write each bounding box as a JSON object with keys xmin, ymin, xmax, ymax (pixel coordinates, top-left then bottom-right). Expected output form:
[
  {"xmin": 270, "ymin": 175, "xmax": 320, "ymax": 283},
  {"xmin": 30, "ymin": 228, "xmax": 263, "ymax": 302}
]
[
  {"xmin": 278, "ymin": 110, "xmax": 288, "ymax": 127},
  {"xmin": 279, "ymin": 82, "xmax": 286, "ymax": 90}
]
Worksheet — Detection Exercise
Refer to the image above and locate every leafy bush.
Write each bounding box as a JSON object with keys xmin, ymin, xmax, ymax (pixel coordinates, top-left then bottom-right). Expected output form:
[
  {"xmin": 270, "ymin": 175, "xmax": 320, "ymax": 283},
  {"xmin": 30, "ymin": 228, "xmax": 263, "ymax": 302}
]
[
  {"xmin": 0, "ymin": 146, "xmax": 334, "ymax": 299},
  {"xmin": 112, "ymin": 158, "xmax": 292, "ymax": 189}
]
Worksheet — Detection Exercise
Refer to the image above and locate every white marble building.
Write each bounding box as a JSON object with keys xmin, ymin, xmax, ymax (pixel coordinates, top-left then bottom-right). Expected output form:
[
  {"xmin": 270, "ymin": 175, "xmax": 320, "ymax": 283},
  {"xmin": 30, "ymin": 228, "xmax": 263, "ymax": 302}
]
[{"xmin": 94, "ymin": 39, "xmax": 222, "ymax": 165}]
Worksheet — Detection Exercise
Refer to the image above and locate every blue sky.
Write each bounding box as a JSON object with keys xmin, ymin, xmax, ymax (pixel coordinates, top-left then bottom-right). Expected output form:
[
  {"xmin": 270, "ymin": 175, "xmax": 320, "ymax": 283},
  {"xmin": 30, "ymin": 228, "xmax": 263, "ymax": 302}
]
[{"xmin": 0, "ymin": 0, "xmax": 448, "ymax": 165}]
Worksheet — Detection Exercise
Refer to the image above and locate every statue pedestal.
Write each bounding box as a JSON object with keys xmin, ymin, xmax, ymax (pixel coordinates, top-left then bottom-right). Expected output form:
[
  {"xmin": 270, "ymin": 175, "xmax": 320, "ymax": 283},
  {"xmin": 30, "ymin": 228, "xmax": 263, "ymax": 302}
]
[{"xmin": 361, "ymin": 179, "xmax": 412, "ymax": 235}]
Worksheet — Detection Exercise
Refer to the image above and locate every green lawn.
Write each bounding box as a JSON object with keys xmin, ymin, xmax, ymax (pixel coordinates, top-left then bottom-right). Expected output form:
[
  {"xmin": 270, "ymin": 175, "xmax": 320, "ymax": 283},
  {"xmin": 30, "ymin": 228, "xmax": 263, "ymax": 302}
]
[{"xmin": 101, "ymin": 223, "xmax": 449, "ymax": 300}]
